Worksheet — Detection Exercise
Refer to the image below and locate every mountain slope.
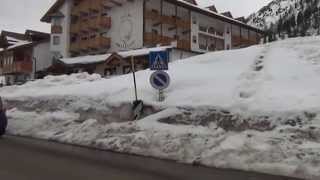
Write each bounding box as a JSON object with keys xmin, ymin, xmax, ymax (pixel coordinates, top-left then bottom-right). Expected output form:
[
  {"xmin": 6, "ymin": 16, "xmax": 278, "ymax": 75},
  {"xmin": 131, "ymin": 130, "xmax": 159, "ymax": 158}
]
[{"xmin": 248, "ymin": 0, "xmax": 320, "ymax": 38}]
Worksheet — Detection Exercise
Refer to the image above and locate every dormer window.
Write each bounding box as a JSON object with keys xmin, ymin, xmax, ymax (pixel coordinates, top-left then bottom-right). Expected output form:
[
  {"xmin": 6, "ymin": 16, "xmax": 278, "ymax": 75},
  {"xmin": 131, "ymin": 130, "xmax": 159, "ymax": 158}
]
[
  {"xmin": 52, "ymin": 18, "xmax": 62, "ymax": 26},
  {"xmin": 50, "ymin": 11, "xmax": 64, "ymax": 26}
]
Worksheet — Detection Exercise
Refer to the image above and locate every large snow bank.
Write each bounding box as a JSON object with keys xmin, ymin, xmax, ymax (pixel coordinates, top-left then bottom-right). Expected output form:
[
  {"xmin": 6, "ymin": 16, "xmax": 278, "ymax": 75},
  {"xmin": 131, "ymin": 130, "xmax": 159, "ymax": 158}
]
[
  {"xmin": 2, "ymin": 36, "xmax": 320, "ymax": 179},
  {"xmin": 3, "ymin": 36, "xmax": 320, "ymax": 113}
]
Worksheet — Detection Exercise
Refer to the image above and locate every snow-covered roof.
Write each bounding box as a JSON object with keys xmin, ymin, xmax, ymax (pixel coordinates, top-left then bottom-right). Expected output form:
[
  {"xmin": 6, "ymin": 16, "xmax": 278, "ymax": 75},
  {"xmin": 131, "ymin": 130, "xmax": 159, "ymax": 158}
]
[
  {"xmin": 60, "ymin": 53, "xmax": 112, "ymax": 65},
  {"xmin": 118, "ymin": 46, "xmax": 172, "ymax": 58},
  {"xmin": 60, "ymin": 46, "xmax": 173, "ymax": 65},
  {"xmin": 0, "ymin": 36, "xmax": 32, "ymax": 52}
]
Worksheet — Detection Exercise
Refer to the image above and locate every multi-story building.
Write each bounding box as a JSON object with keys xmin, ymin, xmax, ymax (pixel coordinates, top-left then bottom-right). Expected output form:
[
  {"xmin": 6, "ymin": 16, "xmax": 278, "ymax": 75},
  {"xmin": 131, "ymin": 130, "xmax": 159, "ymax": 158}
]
[
  {"xmin": 0, "ymin": 30, "xmax": 52, "ymax": 85},
  {"xmin": 41, "ymin": 0, "xmax": 264, "ymax": 76}
]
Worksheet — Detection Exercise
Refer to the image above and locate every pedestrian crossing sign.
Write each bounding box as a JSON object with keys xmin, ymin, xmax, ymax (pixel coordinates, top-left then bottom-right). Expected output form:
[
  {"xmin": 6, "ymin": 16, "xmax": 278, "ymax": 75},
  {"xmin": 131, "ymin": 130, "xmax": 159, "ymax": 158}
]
[{"xmin": 149, "ymin": 51, "xmax": 169, "ymax": 70}]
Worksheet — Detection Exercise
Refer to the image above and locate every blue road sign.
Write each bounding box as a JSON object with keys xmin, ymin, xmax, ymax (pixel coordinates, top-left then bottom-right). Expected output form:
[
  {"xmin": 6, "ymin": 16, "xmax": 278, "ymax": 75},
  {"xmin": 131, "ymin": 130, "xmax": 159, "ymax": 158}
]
[
  {"xmin": 150, "ymin": 71, "xmax": 170, "ymax": 90},
  {"xmin": 149, "ymin": 51, "xmax": 169, "ymax": 70}
]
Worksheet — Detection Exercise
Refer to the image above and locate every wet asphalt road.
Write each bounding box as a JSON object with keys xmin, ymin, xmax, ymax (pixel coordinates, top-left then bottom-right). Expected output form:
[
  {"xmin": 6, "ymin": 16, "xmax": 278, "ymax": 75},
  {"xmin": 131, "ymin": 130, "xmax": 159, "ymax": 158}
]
[{"xmin": 0, "ymin": 136, "xmax": 303, "ymax": 180}]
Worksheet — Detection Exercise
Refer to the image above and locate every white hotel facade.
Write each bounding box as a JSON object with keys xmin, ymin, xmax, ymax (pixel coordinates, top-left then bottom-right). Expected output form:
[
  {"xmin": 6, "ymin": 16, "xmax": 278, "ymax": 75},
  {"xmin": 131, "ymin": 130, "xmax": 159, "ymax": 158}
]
[{"xmin": 41, "ymin": 0, "xmax": 264, "ymax": 75}]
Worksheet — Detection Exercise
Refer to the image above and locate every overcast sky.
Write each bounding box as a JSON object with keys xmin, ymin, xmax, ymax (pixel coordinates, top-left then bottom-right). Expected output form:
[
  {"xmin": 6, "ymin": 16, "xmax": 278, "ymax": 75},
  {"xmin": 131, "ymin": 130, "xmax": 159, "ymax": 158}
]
[{"xmin": 0, "ymin": 0, "xmax": 271, "ymax": 33}]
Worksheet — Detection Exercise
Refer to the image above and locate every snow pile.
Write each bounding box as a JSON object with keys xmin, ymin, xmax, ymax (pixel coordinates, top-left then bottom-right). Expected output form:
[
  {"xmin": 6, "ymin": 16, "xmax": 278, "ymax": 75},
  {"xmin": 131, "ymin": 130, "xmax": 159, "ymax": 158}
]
[
  {"xmin": 2, "ymin": 73, "xmax": 102, "ymax": 98},
  {"xmin": 2, "ymin": 36, "xmax": 320, "ymax": 179}
]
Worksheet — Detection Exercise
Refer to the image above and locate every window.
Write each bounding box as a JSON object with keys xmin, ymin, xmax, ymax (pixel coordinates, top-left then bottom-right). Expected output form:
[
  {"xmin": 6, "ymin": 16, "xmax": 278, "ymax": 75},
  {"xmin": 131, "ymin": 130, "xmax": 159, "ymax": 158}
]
[
  {"xmin": 104, "ymin": 68, "xmax": 116, "ymax": 77},
  {"xmin": 53, "ymin": 36, "xmax": 60, "ymax": 45},
  {"xmin": 199, "ymin": 25, "xmax": 207, "ymax": 32},
  {"xmin": 192, "ymin": 16, "xmax": 197, "ymax": 24},
  {"xmin": 192, "ymin": 35, "xmax": 197, "ymax": 43}
]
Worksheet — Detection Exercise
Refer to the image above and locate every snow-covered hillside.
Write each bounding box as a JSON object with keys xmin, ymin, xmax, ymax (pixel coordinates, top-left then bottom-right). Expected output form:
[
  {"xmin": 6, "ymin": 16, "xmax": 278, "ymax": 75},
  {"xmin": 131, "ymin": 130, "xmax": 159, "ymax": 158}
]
[
  {"xmin": 248, "ymin": 0, "xmax": 320, "ymax": 37},
  {"xmin": 1, "ymin": 37, "xmax": 320, "ymax": 179}
]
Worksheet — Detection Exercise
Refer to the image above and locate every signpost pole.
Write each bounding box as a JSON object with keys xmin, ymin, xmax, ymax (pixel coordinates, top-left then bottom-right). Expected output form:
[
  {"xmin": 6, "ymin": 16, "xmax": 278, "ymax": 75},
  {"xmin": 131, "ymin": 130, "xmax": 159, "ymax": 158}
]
[{"xmin": 131, "ymin": 56, "xmax": 138, "ymax": 101}]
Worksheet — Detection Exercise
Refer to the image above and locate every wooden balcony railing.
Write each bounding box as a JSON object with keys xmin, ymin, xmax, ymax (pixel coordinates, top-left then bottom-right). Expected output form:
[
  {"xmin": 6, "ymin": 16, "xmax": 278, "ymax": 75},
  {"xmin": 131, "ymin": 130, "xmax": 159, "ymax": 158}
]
[
  {"xmin": 70, "ymin": 23, "xmax": 80, "ymax": 34},
  {"xmin": 100, "ymin": 16, "xmax": 112, "ymax": 28},
  {"xmin": 70, "ymin": 42, "xmax": 80, "ymax": 52},
  {"xmin": 145, "ymin": 9, "xmax": 190, "ymax": 30},
  {"xmin": 88, "ymin": 17, "xmax": 99, "ymax": 30},
  {"xmin": 79, "ymin": 20, "xmax": 90, "ymax": 33},
  {"xmin": 144, "ymin": 32, "xmax": 162, "ymax": 44},
  {"xmin": 176, "ymin": 19, "xmax": 191, "ymax": 29},
  {"xmin": 161, "ymin": 15, "xmax": 176, "ymax": 26},
  {"xmin": 145, "ymin": 9, "xmax": 161, "ymax": 21},
  {"xmin": 79, "ymin": 39, "xmax": 89, "ymax": 51},
  {"xmin": 79, "ymin": 0, "xmax": 90, "ymax": 13},
  {"xmin": 144, "ymin": 32, "xmax": 178, "ymax": 46},
  {"xmin": 2, "ymin": 61, "xmax": 32, "ymax": 74},
  {"xmin": 51, "ymin": 25, "xmax": 63, "ymax": 34},
  {"xmin": 71, "ymin": 5, "xmax": 80, "ymax": 16},
  {"xmin": 89, "ymin": 0, "xmax": 102, "ymax": 11},
  {"xmin": 177, "ymin": 40, "xmax": 191, "ymax": 51},
  {"xmin": 160, "ymin": 36, "xmax": 174, "ymax": 45},
  {"xmin": 88, "ymin": 36, "xmax": 111, "ymax": 49},
  {"xmin": 232, "ymin": 36, "xmax": 257, "ymax": 47}
]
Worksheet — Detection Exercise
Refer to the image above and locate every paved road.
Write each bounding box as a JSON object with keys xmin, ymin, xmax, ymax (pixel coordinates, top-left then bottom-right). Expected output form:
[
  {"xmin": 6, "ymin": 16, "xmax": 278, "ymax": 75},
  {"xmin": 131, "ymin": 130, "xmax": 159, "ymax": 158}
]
[{"xmin": 0, "ymin": 136, "xmax": 302, "ymax": 180}]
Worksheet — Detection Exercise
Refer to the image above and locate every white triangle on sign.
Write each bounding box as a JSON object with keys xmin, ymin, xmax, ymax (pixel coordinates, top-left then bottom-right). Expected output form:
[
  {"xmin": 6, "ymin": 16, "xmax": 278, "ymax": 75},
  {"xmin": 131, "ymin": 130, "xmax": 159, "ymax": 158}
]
[{"xmin": 153, "ymin": 54, "xmax": 166, "ymax": 69}]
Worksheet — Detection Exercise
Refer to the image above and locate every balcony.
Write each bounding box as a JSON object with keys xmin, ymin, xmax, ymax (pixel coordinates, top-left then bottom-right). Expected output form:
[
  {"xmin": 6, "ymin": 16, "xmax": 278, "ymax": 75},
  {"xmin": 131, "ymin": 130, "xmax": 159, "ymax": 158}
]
[
  {"xmin": 2, "ymin": 61, "xmax": 32, "ymax": 74},
  {"xmin": 176, "ymin": 19, "xmax": 191, "ymax": 29},
  {"xmin": 144, "ymin": 32, "xmax": 162, "ymax": 44},
  {"xmin": 88, "ymin": 36, "xmax": 111, "ymax": 50},
  {"xmin": 145, "ymin": 9, "xmax": 190, "ymax": 30},
  {"xmin": 51, "ymin": 25, "xmax": 63, "ymax": 34},
  {"xmin": 160, "ymin": 36, "xmax": 174, "ymax": 45},
  {"xmin": 199, "ymin": 44, "xmax": 207, "ymax": 51},
  {"xmin": 79, "ymin": 1, "xmax": 90, "ymax": 13},
  {"xmin": 177, "ymin": 40, "xmax": 191, "ymax": 51},
  {"xmin": 100, "ymin": 16, "xmax": 112, "ymax": 29},
  {"xmin": 87, "ymin": 16, "xmax": 111, "ymax": 31},
  {"xmin": 89, "ymin": 0, "xmax": 102, "ymax": 11},
  {"xmin": 145, "ymin": 9, "xmax": 161, "ymax": 21},
  {"xmin": 79, "ymin": 39, "xmax": 89, "ymax": 51},
  {"xmin": 88, "ymin": 17, "xmax": 99, "ymax": 30},
  {"xmin": 71, "ymin": 5, "xmax": 80, "ymax": 17},
  {"xmin": 232, "ymin": 36, "xmax": 257, "ymax": 47},
  {"xmin": 161, "ymin": 15, "xmax": 176, "ymax": 26},
  {"xmin": 70, "ymin": 42, "xmax": 80, "ymax": 52},
  {"xmin": 70, "ymin": 23, "xmax": 80, "ymax": 34},
  {"xmin": 79, "ymin": 20, "xmax": 90, "ymax": 33}
]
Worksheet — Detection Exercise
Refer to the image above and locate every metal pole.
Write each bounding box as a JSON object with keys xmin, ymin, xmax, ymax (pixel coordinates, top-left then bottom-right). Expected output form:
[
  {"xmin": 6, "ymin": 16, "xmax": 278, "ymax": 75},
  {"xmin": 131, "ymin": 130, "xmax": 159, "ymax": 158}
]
[
  {"xmin": 131, "ymin": 56, "xmax": 138, "ymax": 101},
  {"xmin": 32, "ymin": 57, "xmax": 37, "ymax": 80}
]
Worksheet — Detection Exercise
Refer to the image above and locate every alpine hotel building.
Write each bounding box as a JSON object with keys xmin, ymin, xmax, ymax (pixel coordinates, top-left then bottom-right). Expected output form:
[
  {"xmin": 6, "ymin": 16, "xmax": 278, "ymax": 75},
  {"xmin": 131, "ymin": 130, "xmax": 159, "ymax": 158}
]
[{"xmin": 42, "ymin": 0, "xmax": 264, "ymax": 76}]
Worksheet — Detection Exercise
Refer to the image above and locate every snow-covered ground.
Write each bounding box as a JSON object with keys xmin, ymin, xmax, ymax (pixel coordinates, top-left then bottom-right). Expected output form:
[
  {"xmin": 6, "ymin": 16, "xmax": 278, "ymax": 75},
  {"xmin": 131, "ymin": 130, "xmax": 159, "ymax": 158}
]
[{"xmin": 2, "ymin": 36, "xmax": 320, "ymax": 179}]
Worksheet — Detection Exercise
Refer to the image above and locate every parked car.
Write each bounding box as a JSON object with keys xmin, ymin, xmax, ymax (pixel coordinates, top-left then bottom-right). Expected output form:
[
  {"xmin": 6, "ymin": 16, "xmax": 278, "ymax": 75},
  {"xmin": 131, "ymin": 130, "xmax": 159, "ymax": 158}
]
[{"xmin": 0, "ymin": 96, "xmax": 7, "ymax": 137}]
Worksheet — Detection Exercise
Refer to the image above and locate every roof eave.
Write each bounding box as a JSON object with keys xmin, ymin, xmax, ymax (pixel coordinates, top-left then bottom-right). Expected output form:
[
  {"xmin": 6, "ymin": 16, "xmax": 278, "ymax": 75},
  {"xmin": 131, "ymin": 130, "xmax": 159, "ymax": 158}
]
[{"xmin": 40, "ymin": 0, "xmax": 65, "ymax": 23}]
